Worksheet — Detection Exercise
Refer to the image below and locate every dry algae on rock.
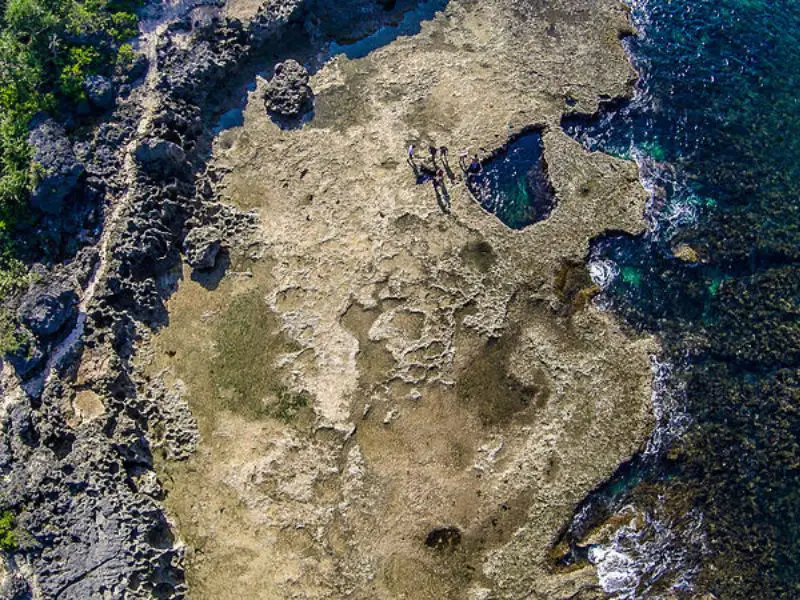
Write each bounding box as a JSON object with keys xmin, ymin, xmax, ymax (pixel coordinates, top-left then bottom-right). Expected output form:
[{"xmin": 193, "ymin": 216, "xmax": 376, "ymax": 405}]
[{"xmin": 148, "ymin": 0, "xmax": 656, "ymax": 598}]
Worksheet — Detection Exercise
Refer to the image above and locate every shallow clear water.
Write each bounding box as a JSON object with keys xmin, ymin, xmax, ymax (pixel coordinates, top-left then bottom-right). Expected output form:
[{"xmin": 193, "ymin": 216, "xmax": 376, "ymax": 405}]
[
  {"xmin": 562, "ymin": 0, "xmax": 800, "ymax": 596},
  {"xmin": 325, "ymin": 0, "xmax": 448, "ymax": 60},
  {"xmin": 212, "ymin": 0, "xmax": 449, "ymax": 133},
  {"xmin": 465, "ymin": 131, "xmax": 555, "ymax": 230}
]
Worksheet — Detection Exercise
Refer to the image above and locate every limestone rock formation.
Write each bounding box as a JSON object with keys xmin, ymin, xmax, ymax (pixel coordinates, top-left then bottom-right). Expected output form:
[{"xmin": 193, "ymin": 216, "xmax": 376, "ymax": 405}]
[
  {"xmin": 134, "ymin": 139, "xmax": 187, "ymax": 177},
  {"xmin": 0, "ymin": 1, "xmax": 657, "ymax": 599},
  {"xmin": 183, "ymin": 226, "xmax": 222, "ymax": 270},
  {"xmin": 83, "ymin": 75, "xmax": 115, "ymax": 110},
  {"xmin": 27, "ymin": 117, "xmax": 85, "ymax": 216},
  {"xmin": 17, "ymin": 286, "xmax": 78, "ymax": 338},
  {"xmin": 264, "ymin": 59, "xmax": 314, "ymax": 119}
]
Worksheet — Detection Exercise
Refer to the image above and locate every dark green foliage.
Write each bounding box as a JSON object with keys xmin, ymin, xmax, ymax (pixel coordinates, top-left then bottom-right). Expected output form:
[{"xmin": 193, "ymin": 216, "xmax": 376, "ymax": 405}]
[
  {"xmin": 0, "ymin": 510, "xmax": 17, "ymax": 552},
  {"xmin": 0, "ymin": 0, "xmax": 140, "ymax": 298}
]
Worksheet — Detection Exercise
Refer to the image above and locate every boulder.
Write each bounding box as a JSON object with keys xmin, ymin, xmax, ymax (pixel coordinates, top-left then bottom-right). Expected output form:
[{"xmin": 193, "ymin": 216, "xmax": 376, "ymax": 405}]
[
  {"xmin": 126, "ymin": 53, "xmax": 149, "ymax": 83},
  {"xmin": 264, "ymin": 59, "xmax": 313, "ymax": 119},
  {"xmin": 83, "ymin": 75, "xmax": 115, "ymax": 110},
  {"xmin": 183, "ymin": 225, "xmax": 221, "ymax": 269},
  {"xmin": 27, "ymin": 116, "xmax": 85, "ymax": 215},
  {"xmin": 133, "ymin": 139, "xmax": 186, "ymax": 176},
  {"xmin": 18, "ymin": 287, "xmax": 79, "ymax": 338},
  {"xmin": 5, "ymin": 339, "xmax": 45, "ymax": 379}
]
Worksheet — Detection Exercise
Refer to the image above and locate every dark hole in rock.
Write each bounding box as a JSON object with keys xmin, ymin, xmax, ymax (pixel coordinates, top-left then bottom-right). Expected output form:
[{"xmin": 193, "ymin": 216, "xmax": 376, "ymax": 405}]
[
  {"xmin": 47, "ymin": 431, "xmax": 75, "ymax": 460},
  {"xmin": 466, "ymin": 130, "xmax": 556, "ymax": 230},
  {"xmin": 424, "ymin": 526, "xmax": 462, "ymax": 550}
]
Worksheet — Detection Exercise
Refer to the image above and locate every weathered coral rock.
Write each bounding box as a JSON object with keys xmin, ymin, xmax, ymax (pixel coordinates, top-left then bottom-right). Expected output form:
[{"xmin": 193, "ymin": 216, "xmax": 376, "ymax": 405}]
[
  {"xmin": 27, "ymin": 116, "xmax": 85, "ymax": 215},
  {"xmin": 134, "ymin": 139, "xmax": 186, "ymax": 176},
  {"xmin": 183, "ymin": 225, "xmax": 222, "ymax": 269},
  {"xmin": 83, "ymin": 75, "xmax": 115, "ymax": 110},
  {"xmin": 17, "ymin": 287, "xmax": 78, "ymax": 338},
  {"xmin": 264, "ymin": 59, "xmax": 313, "ymax": 119}
]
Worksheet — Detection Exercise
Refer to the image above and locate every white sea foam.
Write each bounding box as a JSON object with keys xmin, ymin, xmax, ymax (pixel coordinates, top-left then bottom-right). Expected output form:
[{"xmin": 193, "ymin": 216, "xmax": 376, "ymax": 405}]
[
  {"xmin": 578, "ymin": 2, "xmax": 708, "ymax": 594},
  {"xmin": 589, "ymin": 504, "xmax": 707, "ymax": 599},
  {"xmin": 588, "ymin": 258, "xmax": 620, "ymax": 290},
  {"xmin": 643, "ymin": 355, "xmax": 692, "ymax": 458}
]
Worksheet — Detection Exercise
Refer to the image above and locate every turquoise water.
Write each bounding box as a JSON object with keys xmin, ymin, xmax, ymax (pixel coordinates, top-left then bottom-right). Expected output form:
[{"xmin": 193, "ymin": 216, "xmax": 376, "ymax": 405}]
[
  {"xmin": 561, "ymin": 0, "xmax": 800, "ymax": 596},
  {"xmin": 465, "ymin": 131, "xmax": 555, "ymax": 230}
]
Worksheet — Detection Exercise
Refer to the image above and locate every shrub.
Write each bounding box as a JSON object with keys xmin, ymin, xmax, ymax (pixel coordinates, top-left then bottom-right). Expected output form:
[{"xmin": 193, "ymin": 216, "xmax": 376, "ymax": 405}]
[
  {"xmin": 0, "ymin": 0, "xmax": 140, "ymax": 300},
  {"xmin": 0, "ymin": 510, "xmax": 16, "ymax": 552}
]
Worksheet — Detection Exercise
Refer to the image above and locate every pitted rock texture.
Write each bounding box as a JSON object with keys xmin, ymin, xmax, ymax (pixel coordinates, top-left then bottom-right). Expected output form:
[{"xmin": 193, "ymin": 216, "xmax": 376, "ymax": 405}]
[
  {"xmin": 263, "ymin": 59, "xmax": 314, "ymax": 119},
  {"xmin": 133, "ymin": 139, "xmax": 187, "ymax": 177},
  {"xmin": 17, "ymin": 286, "xmax": 78, "ymax": 338},
  {"xmin": 27, "ymin": 116, "xmax": 85, "ymax": 216},
  {"xmin": 183, "ymin": 225, "xmax": 222, "ymax": 270},
  {"xmin": 2, "ymin": 0, "xmax": 656, "ymax": 599},
  {"xmin": 84, "ymin": 74, "xmax": 115, "ymax": 110},
  {"xmin": 148, "ymin": 0, "xmax": 657, "ymax": 598}
]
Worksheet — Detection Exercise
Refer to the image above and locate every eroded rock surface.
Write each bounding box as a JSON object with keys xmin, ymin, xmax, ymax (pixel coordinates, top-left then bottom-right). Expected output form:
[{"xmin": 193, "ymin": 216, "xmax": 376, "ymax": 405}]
[
  {"xmin": 183, "ymin": 225, "xmax": 222, "ymax": 270},
  {"xmin": 264, "ymin": 59, "xmax": 314, "ymax": 120},
  {"xmin": 147, "ymin": 0, "xmax": 656, "ymax": 598},
  {"xmin": 27, "ymin": 116, "xmax": 85, "ymax": 216},
  {"xmin": 0, "ymin": 0, "xmax": 657, "ymax": 598}
]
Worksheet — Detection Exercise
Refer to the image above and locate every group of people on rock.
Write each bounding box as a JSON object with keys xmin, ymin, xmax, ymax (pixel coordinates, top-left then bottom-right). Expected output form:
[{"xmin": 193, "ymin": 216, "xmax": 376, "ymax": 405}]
[{"xmin": 406, "ymin": 143, "xmax": 482, "ymax": 213}]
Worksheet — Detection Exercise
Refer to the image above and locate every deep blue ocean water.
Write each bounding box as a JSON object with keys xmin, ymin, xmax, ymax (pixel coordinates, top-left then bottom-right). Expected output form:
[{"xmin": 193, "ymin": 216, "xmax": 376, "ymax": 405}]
[{"xmin": 561, "ymin": 0, "xmax": 800, "ymax": 596}]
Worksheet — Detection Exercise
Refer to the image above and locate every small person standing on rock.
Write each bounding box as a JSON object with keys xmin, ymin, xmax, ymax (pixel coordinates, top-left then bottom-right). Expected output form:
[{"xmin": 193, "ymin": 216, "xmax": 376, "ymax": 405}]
[
  {"xmin": 407, "ymin": 144, "xmax": 420, "ymax": 177},
  {"xmin": 428, "ymin": 145, "xmax": 438, "ymax": 165},
  {"xmin": 458, "ymin": 149, "xmax": 469, "ymax": 172}
]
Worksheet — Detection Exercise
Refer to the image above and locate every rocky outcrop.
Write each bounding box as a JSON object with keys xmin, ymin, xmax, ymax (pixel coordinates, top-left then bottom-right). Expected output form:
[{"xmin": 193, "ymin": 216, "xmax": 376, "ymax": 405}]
[
  {"xmin": 17, "ymin": 287, "xmax": 78, "ymax": 338},
  {"xmin": 83, "ymin": 75, "xmax": 115, "ymax": 111},
  {"xmin": 27, "ymin": 117, "xmax": 85, "ymax": 216},
  {"xmin": 1, "ymin": 393, "xmax": 186, "ymax": 599},
  {"xmin": 2, "ymin": 1, "xmax": 604, "ymax": 599},
  {"xmin": 183, "ymin": 225, "xmax": 221, "ymax": 269},
  {"xmin": 133, "ymin": 139, "xmax": 187, "ymax": 177},
  {"xmin": 264, "ymin": 59, "xmax": 314, "ymax": 119}
]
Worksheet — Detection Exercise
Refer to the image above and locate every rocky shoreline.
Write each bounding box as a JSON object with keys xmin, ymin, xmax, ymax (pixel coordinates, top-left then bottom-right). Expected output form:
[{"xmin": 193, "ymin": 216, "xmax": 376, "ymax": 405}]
[{"xmin": 1, "ymin": 1, "xmax": 656, "ymax": 598}]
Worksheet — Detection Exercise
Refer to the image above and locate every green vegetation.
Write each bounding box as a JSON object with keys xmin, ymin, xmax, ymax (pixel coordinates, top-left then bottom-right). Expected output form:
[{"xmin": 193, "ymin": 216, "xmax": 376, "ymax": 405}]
[
  {"xmin": 0, "ymin": 0, "xmax": 141, "ymax": 305},
  {"xmin": 272, "ymin": 385, "xmax": 310, "ymax": 423},
  {"xmin": 212, "ymin": 291, "xmax": 312, "ymax": 423},
  {"xmin": 0, "ymin": 510, "xmax": 17, "ymax": 552},
  {"xmin": 1, "ymin": 0, "xmax": 140, "ymax": 222},
  {"xmin": 0, "ymin": 0, "xmax": 141, "ymax": 354}
]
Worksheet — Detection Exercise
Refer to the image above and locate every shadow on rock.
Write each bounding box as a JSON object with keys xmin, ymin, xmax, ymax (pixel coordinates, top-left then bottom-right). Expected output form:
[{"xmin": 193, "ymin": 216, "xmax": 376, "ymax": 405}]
[{"xmin": 189, "ymin": 248, "xmax": 230, "ymax": 291}]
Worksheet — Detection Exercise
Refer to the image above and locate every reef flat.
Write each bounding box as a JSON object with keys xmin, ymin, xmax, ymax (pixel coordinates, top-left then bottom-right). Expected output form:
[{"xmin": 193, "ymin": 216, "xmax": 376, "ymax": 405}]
[{"xmin": 148, "ymin": 0, "xmax": 654, "ymax": 598}]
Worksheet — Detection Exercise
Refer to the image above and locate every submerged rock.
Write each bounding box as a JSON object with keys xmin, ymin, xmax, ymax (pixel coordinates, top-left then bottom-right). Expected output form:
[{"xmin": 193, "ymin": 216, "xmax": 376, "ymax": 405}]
[
  {"xmin": 27, "ymin": 116, "xmax": 85, "ymax": 215},
  {"xmin": 264, "ymin": 59, "xmax": 313, "ymax": 119},
  {"xmin": 183, "ymin": 225, "xmax": 222, "ymax": 269}
]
